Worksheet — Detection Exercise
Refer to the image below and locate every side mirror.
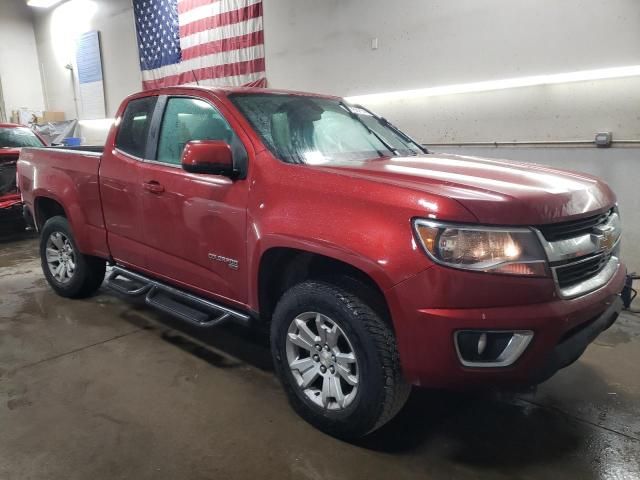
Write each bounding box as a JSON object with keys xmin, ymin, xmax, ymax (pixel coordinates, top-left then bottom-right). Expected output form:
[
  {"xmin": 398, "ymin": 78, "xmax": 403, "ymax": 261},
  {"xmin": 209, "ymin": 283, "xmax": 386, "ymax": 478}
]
[{"xmin": 181, "ymin": 140, "xmax": 236, "ymax": 177}]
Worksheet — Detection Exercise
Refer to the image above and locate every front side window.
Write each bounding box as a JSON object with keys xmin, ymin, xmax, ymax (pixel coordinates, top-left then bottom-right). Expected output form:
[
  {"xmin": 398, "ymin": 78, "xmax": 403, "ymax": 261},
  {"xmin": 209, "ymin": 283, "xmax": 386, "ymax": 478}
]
[
  {"xmin": 0, "ymin": 127, "xmax": 45, "ymax": 148},
  {"xmin": 156, "ymin": 97, "xmax": 239, "ymax": 165},
  {"xmin": 115, "ymin": 96, "xmax": 157, "ymax": 158},
  {"xmin": 229, "ymin": 93, "xmax": 424, "ymax": 165}
]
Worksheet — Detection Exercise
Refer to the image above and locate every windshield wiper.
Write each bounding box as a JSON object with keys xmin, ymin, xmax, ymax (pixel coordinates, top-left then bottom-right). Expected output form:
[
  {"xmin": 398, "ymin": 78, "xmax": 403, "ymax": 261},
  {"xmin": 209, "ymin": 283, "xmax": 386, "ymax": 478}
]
[
  {"xmin": 338, "ymin": 101, "xmax": 398, "ymax": 156},
  {"xmin": 354, "ymin": 104, "xmax": 428, "ymax": 154}
]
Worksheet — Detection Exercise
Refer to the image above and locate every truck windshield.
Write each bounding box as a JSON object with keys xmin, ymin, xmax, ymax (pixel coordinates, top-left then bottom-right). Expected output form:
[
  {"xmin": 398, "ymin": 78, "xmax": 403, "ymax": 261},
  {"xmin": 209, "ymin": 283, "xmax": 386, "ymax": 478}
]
[
  {"xmin": 229, "ymin": 93, "xmax": 424, "ymax": 165},
  {"xmin": 0, "ymin": 127, "xmax": 44, "ymax": 148}
]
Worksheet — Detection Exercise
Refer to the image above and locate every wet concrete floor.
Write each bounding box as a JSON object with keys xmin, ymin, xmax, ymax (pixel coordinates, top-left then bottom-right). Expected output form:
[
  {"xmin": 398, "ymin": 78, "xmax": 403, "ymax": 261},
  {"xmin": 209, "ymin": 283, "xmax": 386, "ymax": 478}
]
[{"xmin": 1, "ymin": 234, "xmax": 639, "ymax": 479}]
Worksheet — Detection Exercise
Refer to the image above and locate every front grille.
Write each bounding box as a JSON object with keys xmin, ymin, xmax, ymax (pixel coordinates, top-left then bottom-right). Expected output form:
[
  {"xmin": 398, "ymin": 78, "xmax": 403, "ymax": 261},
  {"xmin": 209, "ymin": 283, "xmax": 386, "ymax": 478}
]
[
  {"xmin": 555, "ymin": 253, "xmax": 610, "ymax": 289},
  {"xmin": 537, "ymin": 209, "xmax": 612, "ymax": 241}
]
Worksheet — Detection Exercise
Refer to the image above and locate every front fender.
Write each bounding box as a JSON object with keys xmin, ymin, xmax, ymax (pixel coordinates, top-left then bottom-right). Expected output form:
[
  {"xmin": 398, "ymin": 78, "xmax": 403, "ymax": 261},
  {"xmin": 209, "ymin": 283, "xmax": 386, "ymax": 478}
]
[
  {"xmin": 245, "ymin": 153, "xmax": 479, "ymax": 313},
  {"xmin": 248, "ymin": 233, "xmax": 399, "ymax": 310}
]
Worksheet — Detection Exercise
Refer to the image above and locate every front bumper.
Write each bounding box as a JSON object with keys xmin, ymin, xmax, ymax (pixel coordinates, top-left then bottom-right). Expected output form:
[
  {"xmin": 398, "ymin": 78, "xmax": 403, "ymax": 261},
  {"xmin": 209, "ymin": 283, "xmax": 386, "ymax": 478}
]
[
  {"xmin": 531, "ymin": 295, "xmax": 622, "ymax": 384},
  {"xmin": 387, "ymin": 262, "xmax": 626, "ymax": 388}
]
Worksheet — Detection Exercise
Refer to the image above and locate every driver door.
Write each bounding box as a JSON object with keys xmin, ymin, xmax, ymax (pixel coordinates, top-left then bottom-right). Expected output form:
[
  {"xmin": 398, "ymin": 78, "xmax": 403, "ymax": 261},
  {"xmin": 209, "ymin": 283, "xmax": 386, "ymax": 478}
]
[{"xmin": 139, "ymin": 96, "xmax": 250, "ymax": 306}]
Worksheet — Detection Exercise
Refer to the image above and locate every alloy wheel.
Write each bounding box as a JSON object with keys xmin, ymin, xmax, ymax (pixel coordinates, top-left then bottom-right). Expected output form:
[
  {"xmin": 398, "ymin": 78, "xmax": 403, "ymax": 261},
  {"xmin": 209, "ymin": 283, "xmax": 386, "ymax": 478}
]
[
  {"xmin": 285, "ymin": 312, "xmax": 359, "ymax": 410},
  {"xmin": 45, "ymin": 231, "xmax": 76, "ymax": 284}
]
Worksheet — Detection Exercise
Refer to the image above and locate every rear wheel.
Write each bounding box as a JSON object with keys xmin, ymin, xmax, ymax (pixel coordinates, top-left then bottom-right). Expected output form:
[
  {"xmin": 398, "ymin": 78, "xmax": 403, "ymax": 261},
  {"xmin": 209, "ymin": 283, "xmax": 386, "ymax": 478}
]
[
  {"xmin": 271, "ymin": 280, "xmax": 410, "ymax": 439},
  {"xmin": 40, "ymin": 216, "xmax": 106, "ymax": 298}
]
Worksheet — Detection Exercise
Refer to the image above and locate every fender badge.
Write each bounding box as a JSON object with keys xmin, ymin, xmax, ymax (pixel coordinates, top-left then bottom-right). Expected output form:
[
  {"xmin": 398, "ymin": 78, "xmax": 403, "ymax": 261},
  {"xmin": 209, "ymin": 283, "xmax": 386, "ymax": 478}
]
[{"xmin": 208, "ymin": 253, "xmax": 239, "ymax": 270}]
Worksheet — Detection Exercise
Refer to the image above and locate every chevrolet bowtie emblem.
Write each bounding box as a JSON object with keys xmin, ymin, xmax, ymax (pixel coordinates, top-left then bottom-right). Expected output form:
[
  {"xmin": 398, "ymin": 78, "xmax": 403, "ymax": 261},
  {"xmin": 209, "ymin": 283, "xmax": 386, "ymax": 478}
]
[{"xmin": 592, "ymin": 226, "xmax": 617, "ymax": 252}]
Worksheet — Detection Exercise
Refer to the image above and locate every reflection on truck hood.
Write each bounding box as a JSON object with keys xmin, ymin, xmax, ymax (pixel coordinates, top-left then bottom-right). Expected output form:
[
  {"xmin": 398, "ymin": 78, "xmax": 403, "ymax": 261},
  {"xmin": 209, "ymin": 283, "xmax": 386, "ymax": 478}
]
[{"xmin": 320, "ymin": 153, "xmax": 616, "ymax": 224}]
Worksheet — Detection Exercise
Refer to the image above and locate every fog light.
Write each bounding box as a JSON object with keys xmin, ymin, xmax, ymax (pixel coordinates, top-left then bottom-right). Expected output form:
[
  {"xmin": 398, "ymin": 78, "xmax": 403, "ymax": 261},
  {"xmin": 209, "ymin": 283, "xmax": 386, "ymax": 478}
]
[{"xmin": 455, "ymin": 330, "xmax": 533, "ymax": 367}]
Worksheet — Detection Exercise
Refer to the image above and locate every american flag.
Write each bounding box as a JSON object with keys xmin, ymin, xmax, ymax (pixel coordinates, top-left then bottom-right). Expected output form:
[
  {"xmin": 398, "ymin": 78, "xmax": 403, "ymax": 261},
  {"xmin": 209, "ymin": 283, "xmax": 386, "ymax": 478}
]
[{"xmin": 133, "ymin": 0, "xmax": 266, "ymax": 90}]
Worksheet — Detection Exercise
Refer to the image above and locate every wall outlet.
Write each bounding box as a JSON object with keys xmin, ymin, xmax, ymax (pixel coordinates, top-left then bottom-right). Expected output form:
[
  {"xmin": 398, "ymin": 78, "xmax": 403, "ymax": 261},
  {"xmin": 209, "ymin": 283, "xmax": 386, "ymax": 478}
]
[{"xmin": 595, "ymin": 132, "xmax": 612, "ymax": 147}]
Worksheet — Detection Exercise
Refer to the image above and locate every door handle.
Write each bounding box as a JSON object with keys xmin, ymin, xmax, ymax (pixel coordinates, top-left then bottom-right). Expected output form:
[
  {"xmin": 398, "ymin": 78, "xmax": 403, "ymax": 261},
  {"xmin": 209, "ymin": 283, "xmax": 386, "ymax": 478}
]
[{"xmin": 143, "ymin": 181, "xmax": 165, "ymax": 194}]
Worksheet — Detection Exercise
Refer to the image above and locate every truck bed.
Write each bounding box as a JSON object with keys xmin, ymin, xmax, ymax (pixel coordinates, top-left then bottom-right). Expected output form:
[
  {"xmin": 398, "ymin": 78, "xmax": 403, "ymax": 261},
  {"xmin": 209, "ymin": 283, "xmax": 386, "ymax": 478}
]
[
  {"xmin": 17, "ymin": 145, "xmax": 109, "ymax": 258},
  {"xmin": 48, "ymin": 145, "xmax": 105, "ymax": 154}
]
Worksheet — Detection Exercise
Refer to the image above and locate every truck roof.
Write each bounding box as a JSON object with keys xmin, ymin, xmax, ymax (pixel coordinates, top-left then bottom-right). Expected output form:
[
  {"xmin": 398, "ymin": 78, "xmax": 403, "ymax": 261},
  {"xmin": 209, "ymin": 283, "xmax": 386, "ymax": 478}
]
[{"xmin": 140, "ymin": 85, "xmax": 341, "ymax": 100}]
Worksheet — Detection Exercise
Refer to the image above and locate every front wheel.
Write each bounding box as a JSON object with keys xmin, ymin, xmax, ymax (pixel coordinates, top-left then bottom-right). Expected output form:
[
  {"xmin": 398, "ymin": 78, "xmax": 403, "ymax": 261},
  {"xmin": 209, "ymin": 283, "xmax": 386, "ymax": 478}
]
[
  {"xmin": 40, "ymin": 216, "xmax": 106, "ymax": 298},
  {"xmin": 271, "ymin": 280, "xmax": 410, "ymax": 439}
]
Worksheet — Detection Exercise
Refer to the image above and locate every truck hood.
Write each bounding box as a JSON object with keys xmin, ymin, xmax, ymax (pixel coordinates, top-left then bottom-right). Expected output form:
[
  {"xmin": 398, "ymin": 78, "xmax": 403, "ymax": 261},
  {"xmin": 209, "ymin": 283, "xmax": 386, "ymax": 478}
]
[{"xmin": 320, "ymin": 153, "xmax": 615, "ymax": 224}]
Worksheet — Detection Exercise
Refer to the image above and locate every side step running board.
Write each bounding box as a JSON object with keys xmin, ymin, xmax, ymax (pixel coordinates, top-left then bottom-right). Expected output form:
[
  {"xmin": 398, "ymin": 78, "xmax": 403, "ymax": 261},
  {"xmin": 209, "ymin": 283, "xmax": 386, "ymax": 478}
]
[{"xmin": 105, "ymin": 266, "xmax": 251, "ymax": 328}]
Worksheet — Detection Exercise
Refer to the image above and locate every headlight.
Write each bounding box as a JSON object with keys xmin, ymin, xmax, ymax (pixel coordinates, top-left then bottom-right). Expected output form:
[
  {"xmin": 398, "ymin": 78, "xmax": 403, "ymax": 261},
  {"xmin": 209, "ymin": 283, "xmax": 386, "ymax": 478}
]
[{"xmin": 413, "ymin": 219, "xmax": 548, "ymax": 276}]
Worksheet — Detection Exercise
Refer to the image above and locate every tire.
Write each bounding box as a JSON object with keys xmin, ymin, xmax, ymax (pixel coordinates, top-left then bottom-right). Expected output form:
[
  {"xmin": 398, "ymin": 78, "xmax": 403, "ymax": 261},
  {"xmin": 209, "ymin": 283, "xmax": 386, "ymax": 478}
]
[
  {"xmin": 40, "ymin": 216, "xmax": 106, "ymax": 298},
  {"xmin": 271, "ymin": 280, "xmax": 410, "ymax": 439}
]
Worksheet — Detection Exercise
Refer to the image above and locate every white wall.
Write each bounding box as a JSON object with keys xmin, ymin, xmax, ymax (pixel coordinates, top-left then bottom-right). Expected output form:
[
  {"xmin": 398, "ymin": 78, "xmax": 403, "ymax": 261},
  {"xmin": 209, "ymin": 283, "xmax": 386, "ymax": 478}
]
[
  {"xmin": 263, "ymin": 0, "xmax": 640, "ymax": 143},
  {"xmin": 32, "ymin": 0, "xmax": 142, "ymax": 120},
  {"xmin": 0, "ymin": 0, "xmax": 46, "ymax": 118},
  {"xmin": 25, "ymin": 0, "xmax": 640, "ymax": 146},
  {"xmin": 358, "ymin": 76, "xmax": 640, "ymax": 144}
]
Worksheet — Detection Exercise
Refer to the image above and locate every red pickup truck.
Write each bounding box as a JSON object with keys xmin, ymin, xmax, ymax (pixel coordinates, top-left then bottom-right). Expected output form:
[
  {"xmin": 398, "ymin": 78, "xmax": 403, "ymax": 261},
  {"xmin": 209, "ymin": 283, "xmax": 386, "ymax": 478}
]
[
  {"xmin": 17, "ymin": 87, "xmax": 624, "ymax": 439},
  {"xmin": 0, "ymin": 123, "xmax": 46, "ymax": 231}
]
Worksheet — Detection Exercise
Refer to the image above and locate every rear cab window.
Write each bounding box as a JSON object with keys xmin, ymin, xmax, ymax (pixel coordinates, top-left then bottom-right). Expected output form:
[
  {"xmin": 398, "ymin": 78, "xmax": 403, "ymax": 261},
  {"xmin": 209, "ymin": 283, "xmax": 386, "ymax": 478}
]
[{"xmin": 115, "ymin": 96, "xmax": 158, "ymax": 158}]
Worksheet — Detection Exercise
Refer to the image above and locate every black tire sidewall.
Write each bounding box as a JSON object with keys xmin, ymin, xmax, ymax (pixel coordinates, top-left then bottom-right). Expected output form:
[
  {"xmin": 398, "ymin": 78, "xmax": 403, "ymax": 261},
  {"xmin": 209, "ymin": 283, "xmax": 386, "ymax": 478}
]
[
  {"xmin": 271, "ymin": 281, "xmax": 388, "ymax": 438},
  {"xmin": 40, "ymin": 216, "xmax": 93, "ymax": 298}
]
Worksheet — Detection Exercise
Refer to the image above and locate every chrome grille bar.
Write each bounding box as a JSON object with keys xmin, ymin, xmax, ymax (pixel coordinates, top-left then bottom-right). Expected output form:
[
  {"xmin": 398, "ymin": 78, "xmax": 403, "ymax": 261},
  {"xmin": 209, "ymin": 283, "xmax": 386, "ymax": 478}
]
[
  {"xmin": 534, "ymin": 210, "xmax": 622, "ymax": 299},
  {"xmin": 534, "ymin": 212, "xmax": 621, "ymax": 263}
]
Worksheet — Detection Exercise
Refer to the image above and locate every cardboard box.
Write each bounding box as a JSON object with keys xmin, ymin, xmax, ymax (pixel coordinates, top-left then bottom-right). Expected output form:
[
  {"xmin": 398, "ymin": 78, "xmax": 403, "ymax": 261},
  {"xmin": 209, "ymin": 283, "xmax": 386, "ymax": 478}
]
[
  {"xmin": 12, "ymin": 110, "xmax": 65, "ymax": 125},
  {"xmin": 41, "ymin": 111, "xmax": 66, "ymax": 123}
]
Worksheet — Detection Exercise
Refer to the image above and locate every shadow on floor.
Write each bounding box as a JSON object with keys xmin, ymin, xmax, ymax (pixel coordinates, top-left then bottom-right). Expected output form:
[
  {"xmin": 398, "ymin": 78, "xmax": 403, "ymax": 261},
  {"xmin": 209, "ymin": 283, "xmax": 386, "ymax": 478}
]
[
  {"xmin": 116, "ymin": 296, "xmax": 273, "ymax": 371},
  {"xmin": 109, "ymin": 286, "xmax": 619, "ymax": 475},
  {"xmin": 0, "ymin": 228, "xmax": 37, "ymax": 244},
  {"xmin": 359, "ymin": 388, "xmax": 586, "ymax": 460}
]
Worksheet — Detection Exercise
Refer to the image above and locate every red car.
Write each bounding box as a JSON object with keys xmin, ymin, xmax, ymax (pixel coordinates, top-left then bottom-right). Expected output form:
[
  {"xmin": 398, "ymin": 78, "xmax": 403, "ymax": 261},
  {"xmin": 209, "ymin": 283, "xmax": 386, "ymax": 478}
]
[
  {"xmin": 17, "ymin": 87, "xmax": 624, "ymax": 439},
  {"xmin": 0, "ymin": 123, "xmax": 46, "ymax": 232}
]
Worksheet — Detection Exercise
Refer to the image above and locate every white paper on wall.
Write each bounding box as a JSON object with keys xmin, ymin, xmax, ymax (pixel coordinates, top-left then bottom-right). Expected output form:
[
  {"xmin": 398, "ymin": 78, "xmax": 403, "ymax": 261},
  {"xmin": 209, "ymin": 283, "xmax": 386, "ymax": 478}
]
[{"xmin": 76, "ymin": 31, "xmax": 106, "ymax": 120}]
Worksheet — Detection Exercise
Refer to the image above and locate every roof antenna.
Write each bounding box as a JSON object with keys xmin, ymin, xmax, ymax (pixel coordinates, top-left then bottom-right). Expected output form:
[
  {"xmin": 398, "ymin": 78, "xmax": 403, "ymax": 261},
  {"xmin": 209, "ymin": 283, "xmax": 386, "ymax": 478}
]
[{"xmin": 191, "ymin": 70, "xmax": 200, "ymax": 86}]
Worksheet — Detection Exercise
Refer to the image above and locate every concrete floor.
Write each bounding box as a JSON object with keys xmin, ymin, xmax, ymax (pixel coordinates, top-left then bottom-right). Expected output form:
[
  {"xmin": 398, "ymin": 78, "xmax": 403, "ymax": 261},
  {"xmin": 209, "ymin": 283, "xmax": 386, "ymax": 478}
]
[{"xmin": 1, "ymin": 235, "xmax": 639, "ymax": 480}]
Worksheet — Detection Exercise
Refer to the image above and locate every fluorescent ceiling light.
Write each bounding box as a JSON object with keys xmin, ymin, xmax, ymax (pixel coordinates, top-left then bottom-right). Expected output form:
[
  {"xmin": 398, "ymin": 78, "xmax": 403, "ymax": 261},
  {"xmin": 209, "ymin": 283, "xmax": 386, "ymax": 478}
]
[
  {"xmin": 345, "ymin": 65, "xmax": 640, "ymax": 104},
  {"xmin": 27, "ymin": 0, "xmax": 64, "ymax": 8}
]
